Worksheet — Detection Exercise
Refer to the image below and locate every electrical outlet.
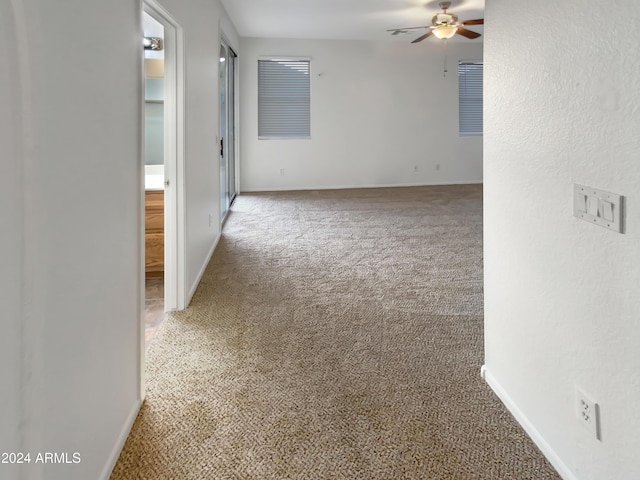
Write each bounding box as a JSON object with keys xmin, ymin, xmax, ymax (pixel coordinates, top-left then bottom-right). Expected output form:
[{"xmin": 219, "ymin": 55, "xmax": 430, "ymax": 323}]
[
  {"xmin": 575, "ymin": 386, "xmax": 601, "ymax": 440},
  {"xmin": 280, "ymin": 168, "xmax": 285, "ymax": 176}
]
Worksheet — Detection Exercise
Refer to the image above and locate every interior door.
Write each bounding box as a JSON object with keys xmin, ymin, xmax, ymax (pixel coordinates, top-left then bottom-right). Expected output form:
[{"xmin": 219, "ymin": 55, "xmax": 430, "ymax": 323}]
[{"xmin": 219, "ymin": 41, "xmax": 236, "ymax": 220}]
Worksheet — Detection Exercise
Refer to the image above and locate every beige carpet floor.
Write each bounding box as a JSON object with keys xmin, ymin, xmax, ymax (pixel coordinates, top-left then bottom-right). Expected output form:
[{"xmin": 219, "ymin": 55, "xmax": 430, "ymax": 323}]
[{"xmin": 111, "ymin": 185, "xmax": 560, "ymax": 479}]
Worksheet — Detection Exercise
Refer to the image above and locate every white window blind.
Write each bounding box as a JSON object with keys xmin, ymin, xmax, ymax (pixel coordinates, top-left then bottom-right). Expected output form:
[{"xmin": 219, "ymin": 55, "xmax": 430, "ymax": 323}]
[
  {"xmin": 258, "ymin": 59, "xmax": 310, "ymax": 139},
  {"xmin": 458, "ymin": 61, "xmax": 483, "ymax": 135}
]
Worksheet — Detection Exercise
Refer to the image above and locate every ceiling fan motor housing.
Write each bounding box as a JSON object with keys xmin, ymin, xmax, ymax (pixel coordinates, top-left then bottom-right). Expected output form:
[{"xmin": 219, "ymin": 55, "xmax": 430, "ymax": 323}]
[{"xmin": 432, "ymin": 12, "xmax": 458, "ymax": 26}]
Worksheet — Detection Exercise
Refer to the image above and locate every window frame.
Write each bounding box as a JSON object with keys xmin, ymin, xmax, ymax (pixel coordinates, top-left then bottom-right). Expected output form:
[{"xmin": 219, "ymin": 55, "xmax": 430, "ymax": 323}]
[
  {"xmin": 257, "ymin": 56, "xmax": 311, "ymax": 140},
  {"xmin": 458, "ymin": 60, "xmax": 483, "ymax": 136}
]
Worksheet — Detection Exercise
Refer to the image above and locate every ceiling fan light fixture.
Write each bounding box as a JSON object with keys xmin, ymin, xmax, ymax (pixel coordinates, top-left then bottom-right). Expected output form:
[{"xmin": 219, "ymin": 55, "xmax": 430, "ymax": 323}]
[{"xmin": 432, "ymin": 24, "xmax": 458, "ymax": 39}]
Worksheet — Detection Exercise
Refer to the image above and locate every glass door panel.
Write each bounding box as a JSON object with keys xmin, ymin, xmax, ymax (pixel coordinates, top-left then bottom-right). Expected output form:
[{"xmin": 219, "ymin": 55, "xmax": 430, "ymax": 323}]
[{"xmin": 219, "ymin": 41, "xmax": 237, "ymax": 221}]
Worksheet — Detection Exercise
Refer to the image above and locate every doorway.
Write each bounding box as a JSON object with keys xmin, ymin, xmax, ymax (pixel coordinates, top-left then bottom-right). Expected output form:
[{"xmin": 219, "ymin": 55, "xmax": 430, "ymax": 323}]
[
  {"xmin": 219, "ymin": 40, "xmax": 237, "ymax": 221},
  {"xmin": 141, "ymin": 0, "xmax": 185, "ymax": 398},
  {"xmin": 142, "ymin": 10, "xmax": 165, "ymax": 350}
]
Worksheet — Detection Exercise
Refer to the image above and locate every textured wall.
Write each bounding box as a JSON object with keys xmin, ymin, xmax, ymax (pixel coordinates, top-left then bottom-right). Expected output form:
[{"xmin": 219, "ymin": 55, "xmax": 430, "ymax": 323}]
[
  {"xmin": 239, "ymin": 38, "xmax": 483, "ymax": 191},
  {"xmin": 483, "ymin": 1, "xmax": 640, "ymax": 479}
]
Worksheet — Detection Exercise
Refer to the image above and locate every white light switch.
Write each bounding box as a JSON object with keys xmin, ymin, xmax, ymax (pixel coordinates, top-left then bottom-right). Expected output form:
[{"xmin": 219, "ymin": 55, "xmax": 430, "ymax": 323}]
[
  {"xmin": 573, "ymin": 184, "xmax": 624, "ymax": 233},
  {"xmin": 576, "ymin": 194, "xmax": 588, "ymax": 213},
  {"xmin": 587, "ymin": 196, "xmax": 598, "ymax": 216},
  {"xmin": 602, "ymin": 201, "xmax": 614, "ymax": 222}
]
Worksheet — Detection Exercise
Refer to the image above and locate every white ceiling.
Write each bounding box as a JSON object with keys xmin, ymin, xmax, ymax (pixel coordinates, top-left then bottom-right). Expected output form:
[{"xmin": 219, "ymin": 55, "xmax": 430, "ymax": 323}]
[{"xmin": 220, "ymin": 0, "xmax": 484, "ymax": 43}]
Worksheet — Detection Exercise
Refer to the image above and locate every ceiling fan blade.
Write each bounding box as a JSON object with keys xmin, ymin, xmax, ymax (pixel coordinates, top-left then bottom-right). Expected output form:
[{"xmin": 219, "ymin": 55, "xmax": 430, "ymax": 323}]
[
  {"xmin": 411, "ymin": 30, "xmax": 434, "ymax": 43},
  {"xmin": 456, "ymin": 26, "xmax": 481, "ymax": 39},
  {"xmin": 461, "ymin": 18, "xmax": 484, "ymax": 26},
  {"xmin": 386, "ymin": 26, "xmax": 430, "ymax": 32}
]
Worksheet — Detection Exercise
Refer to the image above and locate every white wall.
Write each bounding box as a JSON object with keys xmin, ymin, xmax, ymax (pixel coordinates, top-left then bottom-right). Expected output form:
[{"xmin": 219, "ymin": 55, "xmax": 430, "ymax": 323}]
[
  {"xmin": 1, "ymin": 3, "xmax": 25, "ymax": 479},
  {"xmin": 0, "ymin": 1, "xmax": 239, "ymax": 479},
  {"xmin": 220, "ymin": 1, "xmax": 240, "ymax": 51},
  {"xmin": 483, "ymin": 1, "xmax": 640, "ymax": 479},
  {"xmin": 240, "ymin": 38, "xmax": 483, "ymax": 191},
  {"xmin": 4, "ymin": 1, "xmax": 143, "ymax": 479}
]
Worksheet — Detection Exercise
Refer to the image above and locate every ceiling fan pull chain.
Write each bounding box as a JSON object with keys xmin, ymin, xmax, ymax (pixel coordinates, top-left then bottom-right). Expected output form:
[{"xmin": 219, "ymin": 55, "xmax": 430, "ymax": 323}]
[{"xmin": 442, "ymin": 39, "xmax": 449, "ymax": 77}]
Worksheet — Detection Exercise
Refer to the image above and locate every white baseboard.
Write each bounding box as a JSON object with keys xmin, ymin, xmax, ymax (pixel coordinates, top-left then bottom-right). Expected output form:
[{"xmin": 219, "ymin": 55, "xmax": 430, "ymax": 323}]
[
  {"xmin": 187, "ymin": 233, "xmax": 220, "ymax": 306},
  {"xmin": 481, "ymin": 365, "xmax": 577, "ymax": 480},
  {"xmin": 99, "ymin": 399, "xmax": 142, "ymax": 480},
  {"xmin": 242, "ymin": 180, "xmax": 482, "ymax": 193}
]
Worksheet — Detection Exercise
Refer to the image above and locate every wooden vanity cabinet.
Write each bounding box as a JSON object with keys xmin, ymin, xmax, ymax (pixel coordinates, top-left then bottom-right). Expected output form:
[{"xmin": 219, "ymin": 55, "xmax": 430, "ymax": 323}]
[{"xmin": 145, "ymin": 190, "xmax": 164, "ymax": 276}]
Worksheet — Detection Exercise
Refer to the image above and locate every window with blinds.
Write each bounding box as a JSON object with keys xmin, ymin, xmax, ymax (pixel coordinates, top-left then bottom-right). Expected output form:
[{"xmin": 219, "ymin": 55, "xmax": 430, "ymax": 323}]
[
  {"xmin": 258, "ymin": 58, "xmax": 311, "ymax": 139},
  {"xmin": 458, "ymin": 61, "xmax": 483, "ymax": 136}
]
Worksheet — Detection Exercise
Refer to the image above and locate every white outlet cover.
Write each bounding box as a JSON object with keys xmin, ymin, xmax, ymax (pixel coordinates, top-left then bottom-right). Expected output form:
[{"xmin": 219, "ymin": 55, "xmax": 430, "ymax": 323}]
[{"xmin": 575, "ymin": 385, "xmax": 601, "ymax": 441}]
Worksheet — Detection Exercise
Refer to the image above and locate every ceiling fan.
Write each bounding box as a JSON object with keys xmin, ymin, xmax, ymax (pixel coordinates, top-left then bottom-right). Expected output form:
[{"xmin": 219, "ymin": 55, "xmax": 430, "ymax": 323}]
[{"xmin": 387, "ymin": 1, "xmax": 484, "ymax": 43}]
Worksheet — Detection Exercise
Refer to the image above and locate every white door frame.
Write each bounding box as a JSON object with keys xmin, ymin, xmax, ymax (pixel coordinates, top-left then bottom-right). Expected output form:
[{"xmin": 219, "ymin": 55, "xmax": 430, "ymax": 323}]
[{"xmin": 141, "ymin": 0, "xmax": 186, "ymax": 398}]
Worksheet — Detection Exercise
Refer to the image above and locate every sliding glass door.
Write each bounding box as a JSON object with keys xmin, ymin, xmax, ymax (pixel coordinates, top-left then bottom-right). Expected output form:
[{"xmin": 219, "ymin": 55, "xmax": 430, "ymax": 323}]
[{"xmin": 219, "ymin": 41, "xmax": 236, "ymax": 221}]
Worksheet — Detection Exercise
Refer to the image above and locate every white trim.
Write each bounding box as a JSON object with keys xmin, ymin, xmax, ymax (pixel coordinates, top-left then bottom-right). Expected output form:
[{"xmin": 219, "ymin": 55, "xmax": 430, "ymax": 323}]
[
  {"xmin": 99, "ymin": 399, "xmax": 142, "ymax": 480},
  {"xmin": 242, "ymin": 180, "xmax": 483, "ymax": 193},
  {"xmin": 258, "ymin": 136, "xmax": 312, "ymax": 141},
  {"xmin": 258, "ymin": 55, "xmax": 311, "ymax": 61},
  {"xmin": 137, "ymin": 2, "xmax": 147, "ymax": 403},
  {"xmin": 187, "ymin": 234, "xmax": 221, "ymax": 305},
  {"xmin": 174, "ymin": 22, "xmax": 187, "ymax": 311},
  {"xmin": 482, "ymin": 366, "xmax": 577, "ymax": 480},
  {"xmin": 233, "ymin": 47, "xmax": 241, "ymax": 197}
]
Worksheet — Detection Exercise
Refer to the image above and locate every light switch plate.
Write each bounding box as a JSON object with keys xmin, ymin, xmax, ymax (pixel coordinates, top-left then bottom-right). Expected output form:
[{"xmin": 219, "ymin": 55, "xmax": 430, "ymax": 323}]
[{"xmin": 573, "ymin": 184, "xmax": 624, "ymax": 233}]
